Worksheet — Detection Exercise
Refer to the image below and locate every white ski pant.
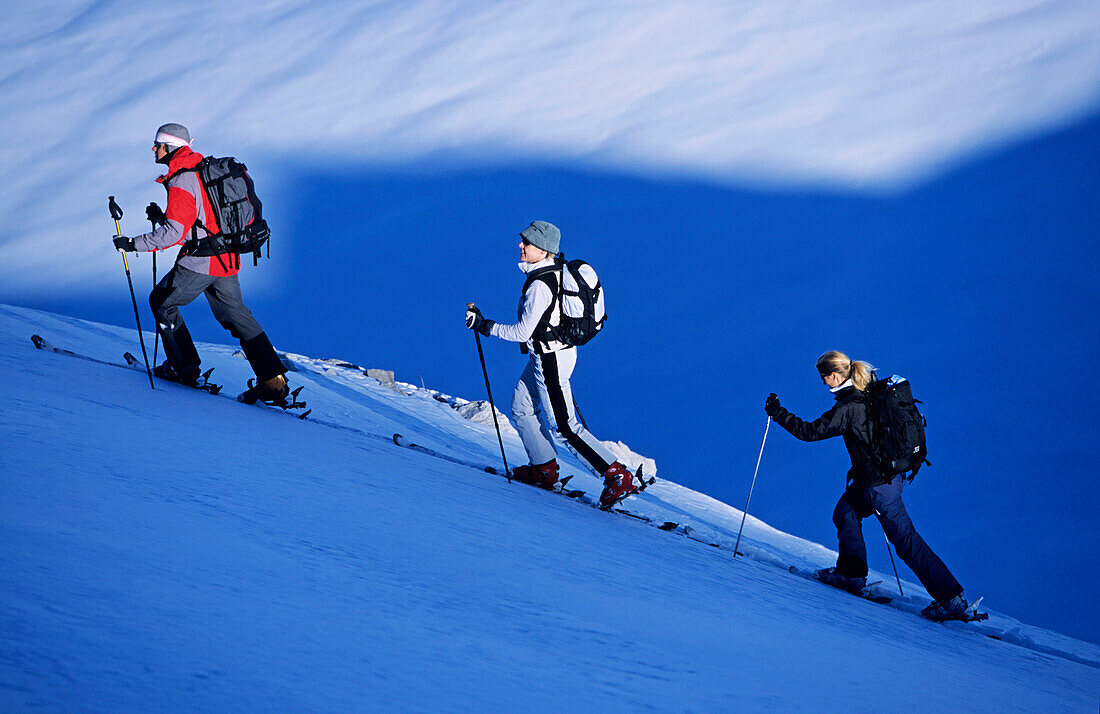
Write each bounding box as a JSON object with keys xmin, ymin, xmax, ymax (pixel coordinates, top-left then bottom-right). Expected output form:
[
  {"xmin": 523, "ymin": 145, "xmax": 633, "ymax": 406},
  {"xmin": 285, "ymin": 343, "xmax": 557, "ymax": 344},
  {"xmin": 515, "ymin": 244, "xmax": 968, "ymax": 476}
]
[{"xmin": 511, "ymin": 348, "xmax": 615, "ymax": 476}]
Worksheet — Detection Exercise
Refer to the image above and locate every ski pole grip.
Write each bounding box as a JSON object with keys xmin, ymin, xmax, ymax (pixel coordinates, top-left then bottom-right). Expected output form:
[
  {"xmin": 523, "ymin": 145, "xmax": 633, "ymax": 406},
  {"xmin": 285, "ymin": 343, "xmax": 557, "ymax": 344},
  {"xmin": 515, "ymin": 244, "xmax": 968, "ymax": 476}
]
[{"xmin": 108, "ymin": 195, "xmax": 124, "ymax": 221}]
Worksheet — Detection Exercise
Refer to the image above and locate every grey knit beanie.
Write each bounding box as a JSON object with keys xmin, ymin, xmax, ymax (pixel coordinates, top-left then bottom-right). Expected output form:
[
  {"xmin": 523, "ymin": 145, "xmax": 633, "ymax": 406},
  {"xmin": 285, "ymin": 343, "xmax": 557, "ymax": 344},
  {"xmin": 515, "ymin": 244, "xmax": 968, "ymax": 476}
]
[
  {"xmin": 519, "ymin": 220, "xmax": 560, "ymax": 254},
  {"xmin": 154, "ymin": 123, "xmax": 192, "ymax": 149}
]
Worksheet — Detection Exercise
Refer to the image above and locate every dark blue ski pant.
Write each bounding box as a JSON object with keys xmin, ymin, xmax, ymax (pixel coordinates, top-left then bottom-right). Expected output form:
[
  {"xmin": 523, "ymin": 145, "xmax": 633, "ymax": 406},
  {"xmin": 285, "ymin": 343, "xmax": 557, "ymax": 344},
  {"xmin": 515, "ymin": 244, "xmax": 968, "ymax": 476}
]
[{"xmin": 833, "ymin": 475, "xmax": 963, "ymax": 602}]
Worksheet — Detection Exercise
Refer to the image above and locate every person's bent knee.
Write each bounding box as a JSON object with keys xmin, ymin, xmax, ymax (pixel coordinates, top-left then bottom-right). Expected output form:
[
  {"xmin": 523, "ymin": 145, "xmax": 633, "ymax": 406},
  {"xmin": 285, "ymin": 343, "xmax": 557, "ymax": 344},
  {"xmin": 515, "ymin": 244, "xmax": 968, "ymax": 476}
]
[
  {"xmin": 832, "ymin": 500, "xmax": 849, "ymax": 528},
  {"xmin": 149, "ymin": 290, "xmax": 165, "ymax": 316}
]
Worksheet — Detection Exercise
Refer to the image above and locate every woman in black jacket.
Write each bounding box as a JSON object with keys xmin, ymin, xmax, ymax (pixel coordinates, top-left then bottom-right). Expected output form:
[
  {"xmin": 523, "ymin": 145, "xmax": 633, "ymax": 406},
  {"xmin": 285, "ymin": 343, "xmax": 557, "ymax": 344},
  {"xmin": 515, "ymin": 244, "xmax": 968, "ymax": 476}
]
[{"xmin": 765, "ymin": 351, "xmax": 970, "ymax": 621}]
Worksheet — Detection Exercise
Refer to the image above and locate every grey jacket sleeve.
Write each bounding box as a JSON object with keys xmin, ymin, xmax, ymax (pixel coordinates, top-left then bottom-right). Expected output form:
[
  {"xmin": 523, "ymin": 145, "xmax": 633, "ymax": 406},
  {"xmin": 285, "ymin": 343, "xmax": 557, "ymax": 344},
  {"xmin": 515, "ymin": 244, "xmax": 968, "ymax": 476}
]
[
  {"xmin": 131, "ymin": 173, "xmax": 203, "ymax": 252},
  {"xmin": 132, "ymin": 218, "xmax": 186, "ymax": 253}
]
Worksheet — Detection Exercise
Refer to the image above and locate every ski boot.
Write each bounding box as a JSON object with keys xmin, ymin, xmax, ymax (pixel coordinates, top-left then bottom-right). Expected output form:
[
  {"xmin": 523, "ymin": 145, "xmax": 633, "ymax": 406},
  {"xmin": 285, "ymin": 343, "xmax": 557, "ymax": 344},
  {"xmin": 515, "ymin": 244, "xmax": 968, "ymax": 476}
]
[
  {"xmin": 152, "ymin": 360, "xmax": 199, "ymax": 388},
  {"xmin": 598, "ymin": 461, "xmax": 638, "ymax": 508},
  {"xmin": 238, "ymin": 374, "xmax": 289, "ymax": 406},
  {"xmin": 920, "ymin": 594, "xmax": 970, "ymax": 622},
  {"xmin": 512, "ymin": 459, "xmax": 560, "ymax": 490},
  {"xmin": 813, "ymin": 567, "xmax": 867, "ymax": 595}
]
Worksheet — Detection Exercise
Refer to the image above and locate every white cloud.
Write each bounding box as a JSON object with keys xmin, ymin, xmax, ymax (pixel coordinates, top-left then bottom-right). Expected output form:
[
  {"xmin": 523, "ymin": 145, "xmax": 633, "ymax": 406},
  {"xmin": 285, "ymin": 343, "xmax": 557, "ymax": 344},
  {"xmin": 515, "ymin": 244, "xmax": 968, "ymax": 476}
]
[{"xmin": 1, "ymin": 0, "xmax": 1098, "ymax": 292}]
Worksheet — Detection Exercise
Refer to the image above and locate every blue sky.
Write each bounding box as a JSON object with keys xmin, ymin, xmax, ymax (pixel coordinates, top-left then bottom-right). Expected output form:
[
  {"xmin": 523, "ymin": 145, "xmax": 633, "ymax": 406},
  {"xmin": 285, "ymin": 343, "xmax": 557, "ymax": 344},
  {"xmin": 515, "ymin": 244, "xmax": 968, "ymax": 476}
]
[{"xmin": 2, "ymin": 2, "xmax": 1098, "ymax": 643}]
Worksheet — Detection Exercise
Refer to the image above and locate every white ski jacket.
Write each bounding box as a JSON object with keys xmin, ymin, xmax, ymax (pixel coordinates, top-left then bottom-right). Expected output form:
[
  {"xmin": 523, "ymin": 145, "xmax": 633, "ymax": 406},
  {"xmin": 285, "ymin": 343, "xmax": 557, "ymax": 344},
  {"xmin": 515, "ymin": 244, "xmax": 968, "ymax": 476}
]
[{"xmin": 489, "ymin": 257, "xmax": 571, "ymax": 354}]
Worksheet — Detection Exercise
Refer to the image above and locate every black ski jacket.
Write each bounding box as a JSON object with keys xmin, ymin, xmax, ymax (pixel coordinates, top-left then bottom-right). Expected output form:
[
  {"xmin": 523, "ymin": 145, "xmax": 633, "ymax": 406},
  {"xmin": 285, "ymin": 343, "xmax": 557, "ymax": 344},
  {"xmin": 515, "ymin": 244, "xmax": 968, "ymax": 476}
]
[{"xmin": 770, "ymin": 385, "xmax": 887, "ymax": 487}]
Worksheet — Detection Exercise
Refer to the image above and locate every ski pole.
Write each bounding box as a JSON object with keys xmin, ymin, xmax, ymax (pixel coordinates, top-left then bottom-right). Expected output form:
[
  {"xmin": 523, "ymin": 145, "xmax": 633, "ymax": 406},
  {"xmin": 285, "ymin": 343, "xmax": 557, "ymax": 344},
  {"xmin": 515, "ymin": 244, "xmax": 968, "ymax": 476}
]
[
  {"xmin": 468, "ymin": 303, "xmax": 510, "ymax": 482},
  {"xmin": 152, "ymin": 250, "xmax": 159, "ymax": 367},
  {"xmin": 148, "ymin": 205, "xmax": 160, "ymax": 367},
  {"xmin": 734, "ymin": 416, "xmax": 771, "ymax": 556},
  {"xmin": 881, "ymin": 522, "xmax": 904, "ymax": 595},
  {"xmin": 573, "ymin": 395, "xmax": 588, "ymax": 431},
  {"xmin": 109, "ymin": 196, "xmax": 155, "ymax": 390}
]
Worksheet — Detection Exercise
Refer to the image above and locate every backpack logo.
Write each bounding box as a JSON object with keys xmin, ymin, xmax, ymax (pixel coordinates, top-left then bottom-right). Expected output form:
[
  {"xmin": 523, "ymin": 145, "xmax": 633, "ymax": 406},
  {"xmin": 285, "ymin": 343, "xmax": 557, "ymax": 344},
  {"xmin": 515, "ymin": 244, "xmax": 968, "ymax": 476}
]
[{"xmin": 866, "ymin": 374, "xmax": 929, "ymax": 481}]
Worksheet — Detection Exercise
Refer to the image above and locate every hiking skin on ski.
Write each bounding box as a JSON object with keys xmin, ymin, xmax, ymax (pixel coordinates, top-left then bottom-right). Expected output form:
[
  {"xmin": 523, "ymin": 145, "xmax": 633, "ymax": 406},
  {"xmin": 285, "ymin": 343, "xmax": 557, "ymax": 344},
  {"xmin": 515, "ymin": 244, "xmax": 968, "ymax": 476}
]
[
  {"xmin": 125, "ymin": 351, "xmax": 308, "ymax": 415},
  {"xmin": 788, "ymin": 565, "xmax": 894, "ymax": 604},
  {"xmin": 29, "ymin": 334, "xmax": 308, "ymax": 417},
  {"xmin": 391, "ymin": 433, "xmax": 655, "ymax": 508}
]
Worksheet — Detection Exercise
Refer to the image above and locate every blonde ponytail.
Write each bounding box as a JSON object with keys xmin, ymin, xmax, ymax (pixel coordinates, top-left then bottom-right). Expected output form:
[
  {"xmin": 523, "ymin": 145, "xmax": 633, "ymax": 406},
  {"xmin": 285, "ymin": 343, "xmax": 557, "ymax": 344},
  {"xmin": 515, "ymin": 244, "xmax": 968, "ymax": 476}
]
[{"xmin": 816, "ymin": 350, "xmax": 875, "ymax": 391}]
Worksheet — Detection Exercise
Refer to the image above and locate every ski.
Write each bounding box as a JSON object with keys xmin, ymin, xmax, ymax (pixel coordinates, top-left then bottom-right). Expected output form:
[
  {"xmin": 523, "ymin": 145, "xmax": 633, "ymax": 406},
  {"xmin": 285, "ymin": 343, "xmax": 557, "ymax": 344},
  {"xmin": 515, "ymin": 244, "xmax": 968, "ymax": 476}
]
[
  {"xmin": 391, "ymin": 433, "xmax": 587, "ymax": 497},
  {"xmin": 387, "ymin": 434, "xmax": 669, "ymax": 511},
  {"xmin": 124, "ymin": 352, "xmax": 222, "ymax": 394},
  {"xmin": 31, "ymin": 334, "xmax": 310, "ymax": 418},
  {"xmin": 124, "ymin": 352, "xmax": 308, "ymax": 418},
  {"xmin": 32, "ymin": 335, "xmax": 134, "ymax": 371},
  {"xmin": 922, "ymin": 596, "xmax": 989, "ymax": 624},
  {"xmin": 392, "ymin": 433, "xmax": 504, "ymax": 475},
  {"xmin": 788, "ymin": 565, "xmax": 894, "ymax": 604},
  {"xmin": 555, "ymin": 475, "xmax": 585, "ymax": 498},
  {"xmin": 385, "ymin": 435, "xmax": 674, "ymax": 528},
  {"xmin": 789, "ymin": 565, "xmax": 990, "ymax": 621}
]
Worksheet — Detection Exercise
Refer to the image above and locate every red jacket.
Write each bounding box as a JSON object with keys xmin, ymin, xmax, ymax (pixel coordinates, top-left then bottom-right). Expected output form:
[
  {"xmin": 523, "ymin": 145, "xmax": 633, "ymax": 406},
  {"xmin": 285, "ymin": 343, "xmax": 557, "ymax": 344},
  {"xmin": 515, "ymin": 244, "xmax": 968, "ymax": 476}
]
[{"xmin": 131, "ymin": 147, "xmax": 238, "ymax": 277}]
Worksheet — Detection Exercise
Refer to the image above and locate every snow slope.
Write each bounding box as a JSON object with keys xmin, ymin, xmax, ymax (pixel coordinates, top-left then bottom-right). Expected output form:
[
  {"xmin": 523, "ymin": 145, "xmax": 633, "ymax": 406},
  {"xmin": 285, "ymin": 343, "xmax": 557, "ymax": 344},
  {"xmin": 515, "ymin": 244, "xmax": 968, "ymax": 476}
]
[{"xmin": 2, "ymin": 303, "xmax": 1098, "ymax": 711}]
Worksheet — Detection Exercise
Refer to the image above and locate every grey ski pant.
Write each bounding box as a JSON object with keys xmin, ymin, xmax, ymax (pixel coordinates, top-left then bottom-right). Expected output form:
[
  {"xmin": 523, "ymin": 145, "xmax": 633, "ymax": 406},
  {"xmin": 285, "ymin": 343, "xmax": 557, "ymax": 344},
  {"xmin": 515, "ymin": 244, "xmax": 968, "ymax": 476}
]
[
  {"xmin": 510, "ymin": 349, "xmax": 615, "ymax": 475},
  {"xmin": 149, "ymin": 265, "xmax": 265, "ymax": 377}
]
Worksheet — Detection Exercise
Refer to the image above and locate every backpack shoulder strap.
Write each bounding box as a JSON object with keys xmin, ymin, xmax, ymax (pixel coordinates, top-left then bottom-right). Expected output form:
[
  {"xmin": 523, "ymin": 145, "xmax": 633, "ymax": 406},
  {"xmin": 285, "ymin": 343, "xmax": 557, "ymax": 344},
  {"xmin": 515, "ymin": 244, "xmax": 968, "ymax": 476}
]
[
  {"xmin": 521, "ymin": 264, "xmax": 557, "ymax": 294},
  {"xmin": 522, "ymin": 260, "xmax": 565, "ymax": 352},
  {"xmin": 177, "ymin": 159, "xmax": 236, "ymax": 271}
]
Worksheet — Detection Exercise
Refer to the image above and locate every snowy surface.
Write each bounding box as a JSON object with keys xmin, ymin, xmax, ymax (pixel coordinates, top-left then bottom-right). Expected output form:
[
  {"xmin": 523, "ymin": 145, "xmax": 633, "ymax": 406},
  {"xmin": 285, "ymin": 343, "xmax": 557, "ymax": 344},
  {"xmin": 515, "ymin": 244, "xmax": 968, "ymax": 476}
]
[
  {"xmin": 3, "ymin": 1, "xmax": 1100, "ymax": 291},
  {"xmin": 2, "ymin": 304, "xmax": 1097, "ymax": 710}
]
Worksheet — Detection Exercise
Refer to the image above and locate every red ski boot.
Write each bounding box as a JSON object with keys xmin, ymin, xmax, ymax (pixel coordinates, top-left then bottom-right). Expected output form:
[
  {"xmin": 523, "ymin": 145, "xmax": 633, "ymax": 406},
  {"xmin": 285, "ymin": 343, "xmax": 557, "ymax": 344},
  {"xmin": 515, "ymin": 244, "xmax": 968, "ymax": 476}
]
[
  {"xmin": 599, "ymin": 461, "xmax": 637, "ymax": 508},
  {"xmin": 512, "ymin": 459, "xmax": 559, "ymax": 490}
]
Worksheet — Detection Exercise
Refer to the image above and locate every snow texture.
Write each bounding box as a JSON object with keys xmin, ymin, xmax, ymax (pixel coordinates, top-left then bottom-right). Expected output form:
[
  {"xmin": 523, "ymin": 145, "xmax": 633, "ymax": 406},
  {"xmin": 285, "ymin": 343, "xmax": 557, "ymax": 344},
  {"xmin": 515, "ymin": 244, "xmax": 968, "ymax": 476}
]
[{"xmin": 1, "ymin": 304, "xmax": 1097, "ymax": 710}]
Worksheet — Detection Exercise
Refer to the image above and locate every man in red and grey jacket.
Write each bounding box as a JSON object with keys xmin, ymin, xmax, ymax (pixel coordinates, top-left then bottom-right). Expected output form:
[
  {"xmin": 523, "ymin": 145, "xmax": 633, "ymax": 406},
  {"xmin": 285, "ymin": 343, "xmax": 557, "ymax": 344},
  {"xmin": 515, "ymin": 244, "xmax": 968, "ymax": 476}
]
[{"xmin": 112, "ymin": 123, "xmax": 288, "ymax": 405}]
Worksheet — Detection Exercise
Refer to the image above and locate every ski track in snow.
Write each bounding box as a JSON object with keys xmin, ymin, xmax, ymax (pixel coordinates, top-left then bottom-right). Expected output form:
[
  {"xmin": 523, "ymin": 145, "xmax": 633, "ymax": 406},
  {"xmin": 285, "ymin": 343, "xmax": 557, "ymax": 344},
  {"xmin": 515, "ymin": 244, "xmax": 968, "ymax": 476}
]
[{"xmin": 1, "ymin": 303, "xmax": 1098, "ymax": 710}]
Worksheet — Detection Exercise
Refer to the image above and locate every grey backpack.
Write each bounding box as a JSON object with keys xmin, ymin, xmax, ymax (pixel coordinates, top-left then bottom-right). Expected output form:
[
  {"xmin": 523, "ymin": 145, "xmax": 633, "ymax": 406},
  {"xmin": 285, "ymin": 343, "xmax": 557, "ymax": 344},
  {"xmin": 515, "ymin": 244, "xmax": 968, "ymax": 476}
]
[{"xmin": 188, "ymin": 156, "xmax": 270, "ymax": 267}]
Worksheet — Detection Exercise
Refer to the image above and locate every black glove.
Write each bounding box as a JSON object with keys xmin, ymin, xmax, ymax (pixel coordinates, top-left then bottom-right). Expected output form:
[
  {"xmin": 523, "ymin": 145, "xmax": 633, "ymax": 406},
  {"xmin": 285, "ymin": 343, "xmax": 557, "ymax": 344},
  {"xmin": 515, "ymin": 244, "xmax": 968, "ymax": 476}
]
[
  {"xmin": 465, "ymin": 306, "xmax": 482, "ymax": 329},
  {"xmin": 465, "ymin": 306, "xmax": 495, "ymax": 336},
  {"xmin": 112, "ymin": 234, "xmax": 136, "ymax": 252},
  {"xmin": 764, "ymin": 393, "xmax": 782, "ymax": 418},
  {"xmin": 146, "ymin": 202, "xmax": 166, "ymax": 226}
]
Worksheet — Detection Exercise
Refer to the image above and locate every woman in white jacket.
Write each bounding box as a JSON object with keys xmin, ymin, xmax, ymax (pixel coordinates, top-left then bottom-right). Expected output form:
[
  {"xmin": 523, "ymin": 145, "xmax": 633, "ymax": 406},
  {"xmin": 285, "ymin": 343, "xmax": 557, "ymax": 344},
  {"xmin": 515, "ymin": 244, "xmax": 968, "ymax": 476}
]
[{"xmin": 466, "ymin": 221, "xmax": 638, "ymax": 508}]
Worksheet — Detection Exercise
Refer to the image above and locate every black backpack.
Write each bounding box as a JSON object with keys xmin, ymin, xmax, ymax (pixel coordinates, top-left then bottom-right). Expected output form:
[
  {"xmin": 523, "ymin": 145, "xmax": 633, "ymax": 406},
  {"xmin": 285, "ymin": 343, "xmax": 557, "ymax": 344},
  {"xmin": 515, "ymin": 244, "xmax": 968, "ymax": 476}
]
[
  {"xmin": 525, "ymin": 254, "xmax": 607, "ymax": 349},
  {"xmin": 866, "ymin": 374, "xmax": 930, "ymax": 481},
  {"xmin": 188, "ymin": 156, "xmax": 270, "ymax": 267}
]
